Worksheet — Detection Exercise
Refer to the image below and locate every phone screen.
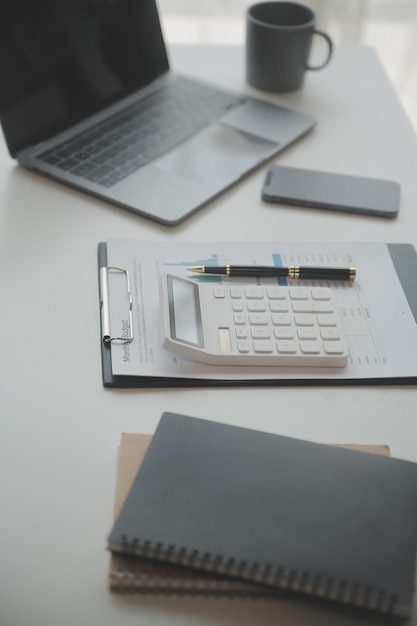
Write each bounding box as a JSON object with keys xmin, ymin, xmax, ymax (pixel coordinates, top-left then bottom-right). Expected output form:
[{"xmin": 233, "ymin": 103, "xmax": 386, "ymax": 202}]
[{"xmin": 262, "ymin": 165, "xmax": 400, "ymax": 218}]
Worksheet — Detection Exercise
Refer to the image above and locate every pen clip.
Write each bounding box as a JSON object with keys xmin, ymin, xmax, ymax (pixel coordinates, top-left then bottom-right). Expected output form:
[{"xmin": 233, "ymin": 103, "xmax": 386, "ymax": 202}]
[{"xmin": 99, "ymin": 266, "xmax": 133, "ymax": 343}]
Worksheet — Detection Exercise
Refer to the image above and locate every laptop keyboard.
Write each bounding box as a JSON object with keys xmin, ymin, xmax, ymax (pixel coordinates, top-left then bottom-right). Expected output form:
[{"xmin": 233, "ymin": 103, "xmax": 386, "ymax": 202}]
[{"xmin": 37, "ymin": 78, "xmax": 245, "ymax": 188}]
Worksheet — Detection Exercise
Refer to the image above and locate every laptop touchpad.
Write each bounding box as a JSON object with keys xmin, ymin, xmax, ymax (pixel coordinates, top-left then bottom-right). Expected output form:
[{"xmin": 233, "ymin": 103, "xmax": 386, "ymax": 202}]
[{"xmin": 154, "ymin": 123, "xmax": 278, "ymax": 185}]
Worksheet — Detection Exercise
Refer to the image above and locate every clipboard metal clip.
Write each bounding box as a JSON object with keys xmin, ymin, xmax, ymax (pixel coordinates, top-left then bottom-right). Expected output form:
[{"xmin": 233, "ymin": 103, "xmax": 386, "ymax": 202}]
[{"xmin": 100, "ymin": 266, "xmax": 133, "ymax": 344}]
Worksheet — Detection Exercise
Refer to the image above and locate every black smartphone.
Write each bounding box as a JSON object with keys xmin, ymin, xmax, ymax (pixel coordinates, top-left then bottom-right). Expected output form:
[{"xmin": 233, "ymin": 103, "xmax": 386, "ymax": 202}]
[{"xmin": 262, "ymin": 165, "xmax": 401, "ymax": 218}]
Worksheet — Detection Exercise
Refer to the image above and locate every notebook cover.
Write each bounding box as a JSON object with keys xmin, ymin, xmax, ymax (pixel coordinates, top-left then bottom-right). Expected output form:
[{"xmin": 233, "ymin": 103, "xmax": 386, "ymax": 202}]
[
  {"xmin": 98, "ymin": 242, "xmax": 417, "ymax": 387},
  {"xmin": 109, "ymin": 433, "xmax": 389, "ymax": 596},
  {"xmin": 107, "ymin": 414, "xmax": 417, "ymax": 618}
]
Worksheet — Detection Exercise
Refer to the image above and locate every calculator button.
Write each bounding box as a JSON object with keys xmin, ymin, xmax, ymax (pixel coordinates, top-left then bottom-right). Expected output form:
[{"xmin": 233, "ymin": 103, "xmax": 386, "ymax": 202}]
[
  {"xmin": 253, "ymin": 340, "xmax": 273, "ymax": 353},
  {"xmin": 289, "ymin": 287, "xmax": 309, "ymax": 300},
  {"xmin": 311, "ymin": 288, "xmax": 332, "ymax": 300},
  {"xmin": 249, "ymin": 313, "xmax": 268, "ymax": 325},
  {"xmin": 297, "ymin": 328, "xmax": 318, "ymax": 340},
  {"xmin": 292, "ymin": 302, "xmax": 334, "ymax": 313},
  {"xmin": 251, "ymin": 328, "xmax": 271, "ymax": 339},
  {"xmin": 324, "ymin": 342, "xmax": 346, "ymax": 355},
  {"xmin": 232, "ymin": 301, "xmax": 244, "ymax": 312},
  {"xmin": 320, "ymin": 328, "xmax": 341, "ymax": 340},
  {"xmin": 247, "ymin": 301, "xmax": 266, "ymax": 312},
  {"xmin": 235, "ymin": 327, "xmax": 248, "ymax": 339},
  {"xmin": 267, "ymin": 288, "xmax": 287, "ymax": 300},
  {"xmin": 276, "ymin": 340, "xmax": 297, "ymax": 354},
  {"xmin": 245, "ymin": 287, "xmax": 264, "ymax": 299},
  {"xmin": 271, "ymin": 314, "xmax": 292, "ymax": 326},
  {"xmin": 237, "ymin": 340, "xmax": 250, "ymax": 353},
  {"xmin": 214, "ymin": 286, "xmax": 225, "ymax": 298},
  {"xmin": 317, "ymin": 314, "xmax": 338, "ymax": 327},
  {"xmin": 274, "ymin": 328, "xmax": 294, "ymax": 340},
  {"xmin": 219, "ymin": 328, "xmax": 232, "ymax": 353},
  {"xmin": 269, "ymin": 302, "xmax": 289, "ymax": 313},
  {"xmin": 233, "ymin": 313, "xmax": 246, "ymax": 325},
  {"xmin": 231, "ymin": 287, "xmax": 242, "ymax": 298},
  {"xmin": 294, "ymin": 314, "xmax": 315, "ymax": 326},
  {"xmin": 300, "ymin": 341, "xmax": 321, "ymax": 354}
]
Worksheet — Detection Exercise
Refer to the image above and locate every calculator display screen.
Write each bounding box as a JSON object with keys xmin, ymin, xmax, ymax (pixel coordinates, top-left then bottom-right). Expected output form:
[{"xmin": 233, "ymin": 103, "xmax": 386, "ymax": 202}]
[{"xmin": 167, "ymin": 276, "xmax": 204, "ymax": 348}]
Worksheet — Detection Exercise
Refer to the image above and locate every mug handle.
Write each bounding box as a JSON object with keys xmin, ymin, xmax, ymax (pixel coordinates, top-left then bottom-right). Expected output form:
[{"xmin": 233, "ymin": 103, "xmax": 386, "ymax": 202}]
[{"xmin": 306, "ymin": 30, "xmax": 333, "ymax": 70}]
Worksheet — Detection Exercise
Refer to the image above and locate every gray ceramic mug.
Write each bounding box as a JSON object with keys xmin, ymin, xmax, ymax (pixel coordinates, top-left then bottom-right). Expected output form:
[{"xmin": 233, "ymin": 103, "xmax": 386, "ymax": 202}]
[{"xmin": 246, "ymin": 1, "xmax": 333, "ymax": 92}]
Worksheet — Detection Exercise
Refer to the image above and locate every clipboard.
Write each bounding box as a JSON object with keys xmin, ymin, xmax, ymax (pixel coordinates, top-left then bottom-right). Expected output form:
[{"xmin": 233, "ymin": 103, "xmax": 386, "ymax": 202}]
[{"xmin": 98, "ymin": 241, "xmax": 417, "ymax": 388}]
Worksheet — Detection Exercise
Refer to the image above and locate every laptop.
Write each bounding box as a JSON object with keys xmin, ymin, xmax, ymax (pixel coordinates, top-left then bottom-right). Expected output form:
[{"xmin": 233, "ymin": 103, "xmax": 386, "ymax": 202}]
[{"xmin": 0, "ymin": 0, "xmax": 316, "ymax": 226}]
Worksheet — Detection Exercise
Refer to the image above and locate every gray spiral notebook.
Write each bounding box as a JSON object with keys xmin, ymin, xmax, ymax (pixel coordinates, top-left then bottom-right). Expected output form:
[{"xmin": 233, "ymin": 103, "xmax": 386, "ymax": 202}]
[
  {"xmin": 109, "ymin": 432, "xmax": 389, "ymax": 597},
  {"xmin": 107, "ymin": 413, "xmax": 417, "ymax": 618}
]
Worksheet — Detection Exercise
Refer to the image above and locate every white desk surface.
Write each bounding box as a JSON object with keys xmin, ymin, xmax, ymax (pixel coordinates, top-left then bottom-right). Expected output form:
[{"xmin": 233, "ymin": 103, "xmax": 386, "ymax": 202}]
[{"xmin": 1, "ymin": 45, "xmax": 417, "ymax": 626}]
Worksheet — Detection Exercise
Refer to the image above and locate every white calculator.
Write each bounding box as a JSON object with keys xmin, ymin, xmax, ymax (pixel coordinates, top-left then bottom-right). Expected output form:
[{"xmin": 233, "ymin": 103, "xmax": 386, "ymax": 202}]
[{"xmin": 160, "ymin": 274, "xmax": 348, "ymax": 367}]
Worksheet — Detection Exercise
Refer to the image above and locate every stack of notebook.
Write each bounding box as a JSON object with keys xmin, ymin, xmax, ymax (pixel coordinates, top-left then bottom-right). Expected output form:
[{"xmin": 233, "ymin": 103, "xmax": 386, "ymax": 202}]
[{"xmin": 107, "ymin": 412, "xmax": 417, "ymax": 619}]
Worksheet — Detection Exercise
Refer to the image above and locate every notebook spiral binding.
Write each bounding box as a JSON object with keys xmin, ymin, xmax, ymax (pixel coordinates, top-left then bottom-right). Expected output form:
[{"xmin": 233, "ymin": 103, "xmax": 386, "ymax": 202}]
[
  {"xmin": 111, "ymin": 565, "xmax": 276, "ymax": 597},
  {"xmin": 118, "ymin": 537, "xmax": 398, "ymax": 615}
]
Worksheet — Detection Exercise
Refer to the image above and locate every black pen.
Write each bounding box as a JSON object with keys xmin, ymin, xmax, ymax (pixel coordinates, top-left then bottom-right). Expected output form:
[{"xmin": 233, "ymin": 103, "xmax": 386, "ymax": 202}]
[{"xmin": 188, "ymin": 265, "xmax": 356, "ymax": 281}]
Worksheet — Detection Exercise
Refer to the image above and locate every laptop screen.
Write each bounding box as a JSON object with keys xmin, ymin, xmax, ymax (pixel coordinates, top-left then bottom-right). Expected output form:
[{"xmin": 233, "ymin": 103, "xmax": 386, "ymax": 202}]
[{"xmin": 0, "ymin": 0, "xmax": 169, "ymax": 156}]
